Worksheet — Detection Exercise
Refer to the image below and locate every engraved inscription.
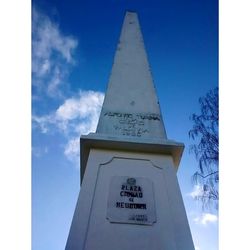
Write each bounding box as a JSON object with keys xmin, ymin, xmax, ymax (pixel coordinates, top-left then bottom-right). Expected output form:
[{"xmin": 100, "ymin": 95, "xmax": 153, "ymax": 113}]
[
  {"xmin": 104, "ymin": 112, "xmax": 161, "ymax": 121},
  {"xmin": 104, "ymin": 111, "xmax": 161, "ymax": 137},
  {"xmin": 129, "ymin": 214, "xmax": 148, "ymax": 222}
]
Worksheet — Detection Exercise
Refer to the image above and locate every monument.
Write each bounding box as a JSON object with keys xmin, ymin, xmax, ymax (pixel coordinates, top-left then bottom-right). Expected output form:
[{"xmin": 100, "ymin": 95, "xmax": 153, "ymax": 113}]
[{"xmin": 66, "ymin": 11, "xmax": 195, "ymax": 250}]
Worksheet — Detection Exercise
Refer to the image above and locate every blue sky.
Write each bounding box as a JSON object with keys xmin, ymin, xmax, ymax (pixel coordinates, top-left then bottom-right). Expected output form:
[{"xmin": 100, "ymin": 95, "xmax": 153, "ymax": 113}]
[{"xmin": 32, "ymin": 1, "xmax": 218, "ymax": 250}]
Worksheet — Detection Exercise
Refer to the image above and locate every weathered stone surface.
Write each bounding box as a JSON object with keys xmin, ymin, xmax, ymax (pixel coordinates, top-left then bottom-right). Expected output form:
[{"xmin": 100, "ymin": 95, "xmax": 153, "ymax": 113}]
[{"xmin": 96, "ymin": 12, "xmax": 167, "ymax": 140}]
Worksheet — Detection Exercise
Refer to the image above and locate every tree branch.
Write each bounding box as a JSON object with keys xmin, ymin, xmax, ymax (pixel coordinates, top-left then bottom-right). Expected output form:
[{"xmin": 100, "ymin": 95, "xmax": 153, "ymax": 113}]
[{"xmin": 194, "ymin": 171, "xmax": 218, "ymax": 179}]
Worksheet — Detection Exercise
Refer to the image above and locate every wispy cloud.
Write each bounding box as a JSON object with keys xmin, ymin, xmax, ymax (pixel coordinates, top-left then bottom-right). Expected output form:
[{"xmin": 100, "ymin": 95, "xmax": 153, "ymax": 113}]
[
  {"xmin": 32, "ymin": 146, "xmax": 49, "ymax": 158},
  {"xmin": 33, "ymin": 91, "xmax": 104, "ymax": 134},
  {"xmin": 194, "ymin": 213, "xmax": 218, "ymax": 226},
  {"xmin": 188, "ymin": 184, "xmax": 204, "ymax": 199},
  {"xmin": 33, "ymin": 91, "xmax": 104, "ymax": 165},
  {"xmin": 32, "ymin": 7, "xmax": 104, "ymax": 167},
  {"xmin": 32, "ymin": 7, "xmax": 78, "ymax": 98},
  {"xmin": 64, "ymin": 137, "xmax": 80, "ymax": 165}
]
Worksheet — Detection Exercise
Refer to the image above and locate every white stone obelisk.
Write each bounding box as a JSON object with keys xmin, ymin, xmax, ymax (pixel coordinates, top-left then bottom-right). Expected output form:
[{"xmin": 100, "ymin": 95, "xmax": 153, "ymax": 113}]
[{"xmin": 66, "ymin": 11, "xmax": 195, "ymax": 250}]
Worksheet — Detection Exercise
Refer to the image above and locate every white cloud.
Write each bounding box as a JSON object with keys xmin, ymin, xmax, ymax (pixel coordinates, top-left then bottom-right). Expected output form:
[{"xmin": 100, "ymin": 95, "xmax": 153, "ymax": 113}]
[
  {"xmin": 33, "ymin": 91, "xmax": 104, "ymax": 134},
  {"xmin": 188, "ymin": 184, "xmax": 204, "ymax": 199},
  {"xmin": 64, "ymin": 137, "xmax": 80, "ymax": 165},
  {"xmin": 32, "ymin": 7, "xmax": 78, "ymax": 97},
  {"xmin": 32, "ymin": 114, "xmax": 53, "ymax": 133},
  {"xmin": 32, "ymin": 146, "xmax": 48, "ymax": 158},
  {"xmin": 195, "ymin": 246, "xmax": 200, "ymax": 250},
  {"xmin": 56, "ymin": 91, "xmax": 101, "ymax": 120},
  {"xmin": 194, "ymin": 213, "xmax": 218, "ymax": 226},
  {"xmin": 47, "ymin": 66, "xmax": 63, "ymax": 97},
  {"xmin": 33, "ymin": 91, "xmax": 104, "ymax": 165},
  {"xmin": 32, "ymin": 8, "xmax": 103, "ymax": 168}
]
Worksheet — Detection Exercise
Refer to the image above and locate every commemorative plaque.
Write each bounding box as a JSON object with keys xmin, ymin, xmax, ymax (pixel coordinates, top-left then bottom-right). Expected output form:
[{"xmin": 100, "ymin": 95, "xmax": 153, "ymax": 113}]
[{"xmin": 107, "ymin": 176, "xmax": 156, "ymax": 225}]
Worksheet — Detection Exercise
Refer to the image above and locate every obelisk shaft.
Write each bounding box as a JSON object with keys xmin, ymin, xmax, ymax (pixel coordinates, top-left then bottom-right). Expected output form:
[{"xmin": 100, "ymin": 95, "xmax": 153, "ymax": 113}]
[{"xmin": 96, "ymin": 12, "xmax": 167, "ymax": 140}]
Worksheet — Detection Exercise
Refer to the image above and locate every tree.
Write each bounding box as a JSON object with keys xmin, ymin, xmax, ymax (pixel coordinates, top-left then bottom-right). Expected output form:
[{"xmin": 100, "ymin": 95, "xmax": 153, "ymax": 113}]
[{"xmin": 189, "ymin": 87, "xmax": 218, "ymax": 209}]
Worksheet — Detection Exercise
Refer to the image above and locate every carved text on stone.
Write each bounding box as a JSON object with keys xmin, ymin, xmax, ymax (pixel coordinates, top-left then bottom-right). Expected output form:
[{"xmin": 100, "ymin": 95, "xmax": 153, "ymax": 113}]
[{"xmin": 104, "ymin": 111, "xmax": 161, "ymax": 137}]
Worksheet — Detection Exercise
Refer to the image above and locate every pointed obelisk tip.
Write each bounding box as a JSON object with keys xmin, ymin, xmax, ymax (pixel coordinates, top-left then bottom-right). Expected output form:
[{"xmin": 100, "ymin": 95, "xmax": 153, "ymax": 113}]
[{"xmin": 125, "ymin": 10, "xmax": 138, "ymax": 15}]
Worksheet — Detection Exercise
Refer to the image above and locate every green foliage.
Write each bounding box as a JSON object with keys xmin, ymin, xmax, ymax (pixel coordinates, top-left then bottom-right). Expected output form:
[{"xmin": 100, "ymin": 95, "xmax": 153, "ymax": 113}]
[{"xmin": 189, "ymin": 87, "xmax": 218, "ymax": 209}]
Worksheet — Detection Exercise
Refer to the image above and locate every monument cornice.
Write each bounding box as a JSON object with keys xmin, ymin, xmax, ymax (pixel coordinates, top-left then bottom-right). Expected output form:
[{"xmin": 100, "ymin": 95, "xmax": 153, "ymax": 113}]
[{"xmin": 80, "ymin": 133, "xmax": 184, "ymax": 184}]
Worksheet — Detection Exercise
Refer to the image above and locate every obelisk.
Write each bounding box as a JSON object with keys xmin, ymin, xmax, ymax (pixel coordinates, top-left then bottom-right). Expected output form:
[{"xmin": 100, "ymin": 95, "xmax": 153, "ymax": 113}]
[{"xmin": 66, "ymin": 11, "xmax": 195, "ymax": 250}]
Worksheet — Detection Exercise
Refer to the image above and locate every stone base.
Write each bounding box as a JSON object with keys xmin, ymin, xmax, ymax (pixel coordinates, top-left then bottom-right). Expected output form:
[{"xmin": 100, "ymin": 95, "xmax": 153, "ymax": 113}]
[{"xmin": 66, "ymin": 147, "xmax": 194, "ymax": 250}]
